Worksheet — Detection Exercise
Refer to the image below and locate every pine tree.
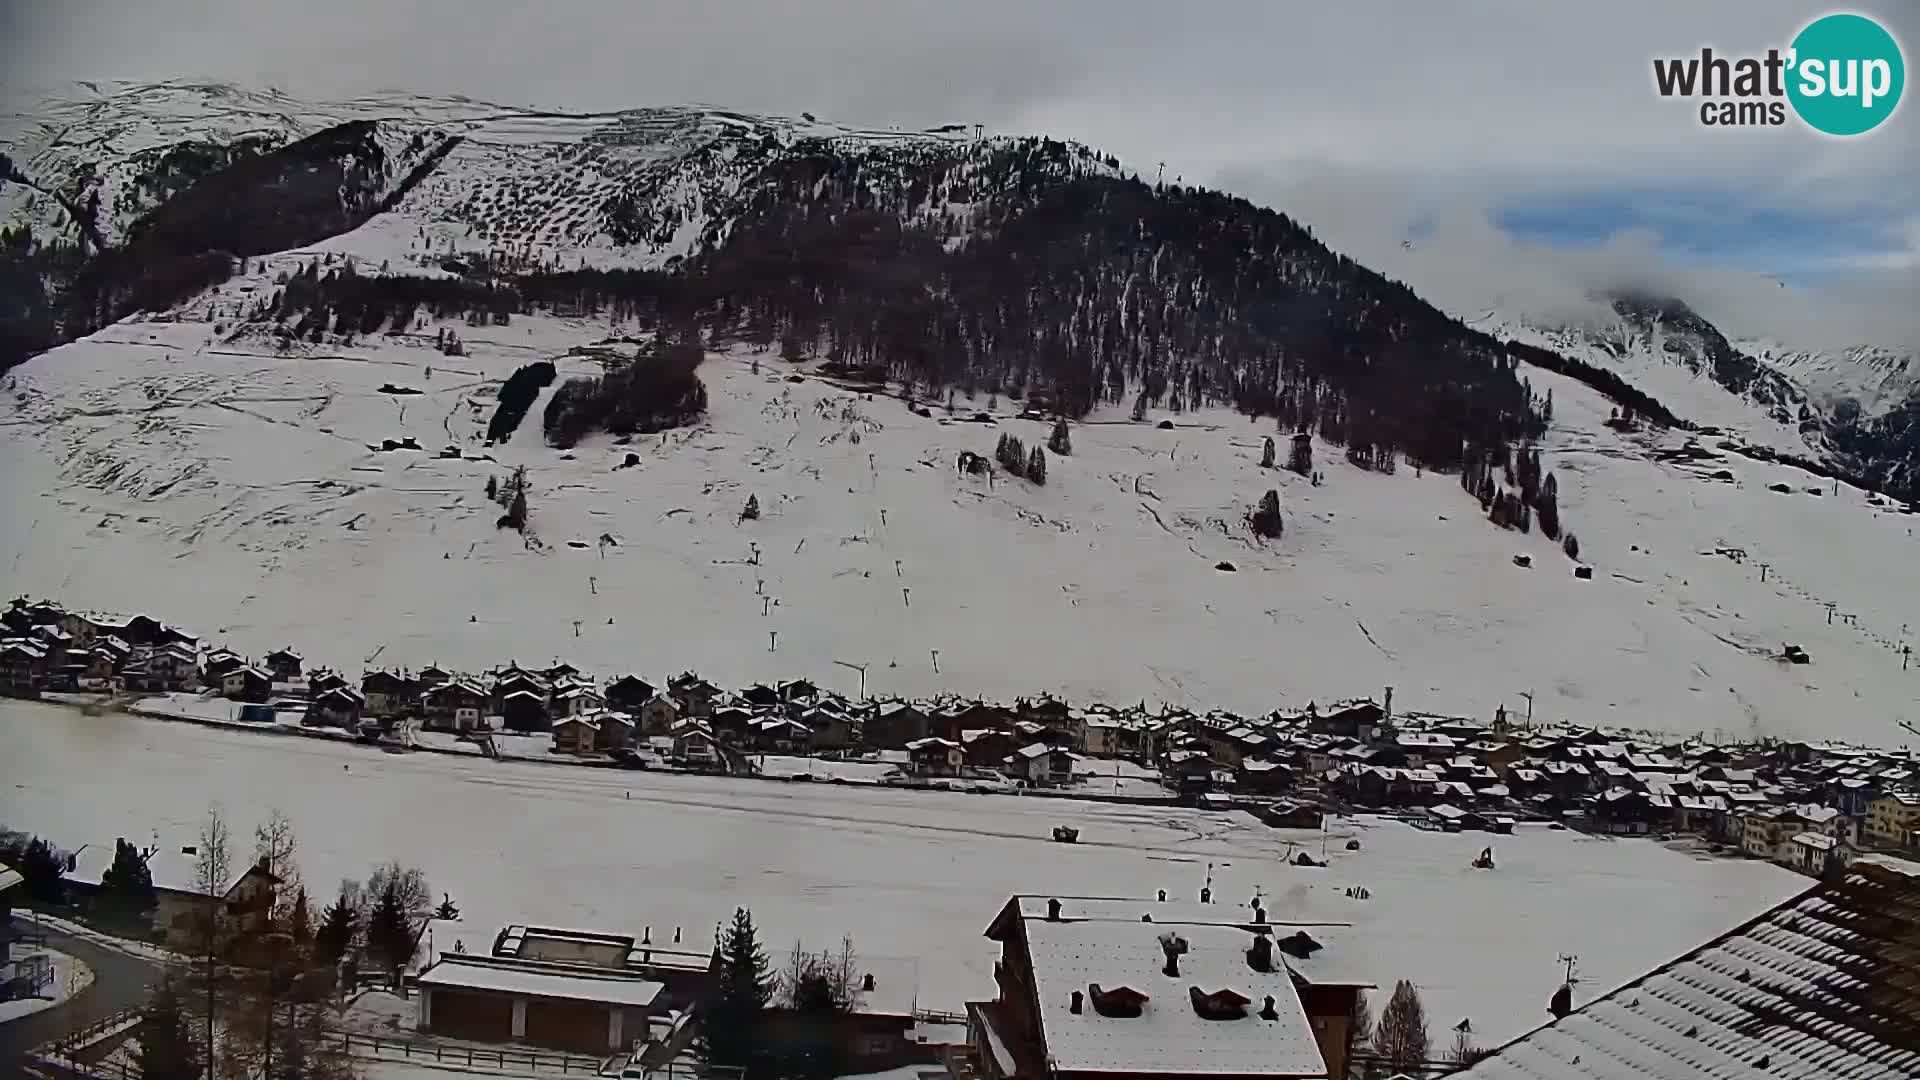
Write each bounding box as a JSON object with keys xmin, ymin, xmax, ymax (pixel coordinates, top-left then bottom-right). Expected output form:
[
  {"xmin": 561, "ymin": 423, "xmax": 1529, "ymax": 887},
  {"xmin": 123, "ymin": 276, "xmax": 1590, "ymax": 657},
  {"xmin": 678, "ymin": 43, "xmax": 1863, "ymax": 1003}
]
[
  {"xmin": 1048, "ymin": 418, "xmax": 1071, "ymax": 456},
  {"xmin": 1260, "ymin": 436, "xmax": 1275, "ymax": 469},
  {"xmin": 1287, "ymin": 431, "xmax": 1312, "ymax": 476},
  {"xmin": 1348, "ymin": 989, "xmax": 1374, "ymax": 1054},
  {"xmin": 1376, "ymin": 979, "xmax": 1431, "ymax": 1072},
  {"xmin": 707, "ymin": 907, "xmax": 775, "ymax": 1068},
  {"xmin": 135, "ymin": 978, "xmax": 200, "ymax": 1080},
  {"xmin": 1027, "ymin": 446, "xmax": 1047, "ymax": 485},
  {"xmin": 1250, "ymin": 489, "xmax": 1283, "ymax": 538},
  {"xmin": 288, "ymin": 888, "xmax": 312, "ymax": 952},
  {"xmin": 100, "ymin": 839, "xmax": 156, "ymax": 926},
  {"xmin": 1563, "ymin": 532, "xmax": 1581, "ymax": 561},
  {"xmin": 366, "ymin": 879, "xmax": 414, "ymax": 986},
  {"xmin": 314, "ymin": 886, "xmax": 359, "ymax": 965},
  {"xmin": 485, "ymin": 475, "xmax": 497, "ymax": 501},
  {"xmin": 741, "ymin": 494, "xmax": 761, "ymax": 521}
]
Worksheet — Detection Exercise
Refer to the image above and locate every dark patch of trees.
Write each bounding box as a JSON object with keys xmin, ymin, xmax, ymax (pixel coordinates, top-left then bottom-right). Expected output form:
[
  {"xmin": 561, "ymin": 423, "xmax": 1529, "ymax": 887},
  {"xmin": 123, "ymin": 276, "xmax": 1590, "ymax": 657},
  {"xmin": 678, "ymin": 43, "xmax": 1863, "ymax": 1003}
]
[
  {"xmin": 542, "ymin": 338, "xmax": 708, "ymax": 449},
  {"xmin": 487, "ymin": 362, "xmax": 556, "ymax": 442},
  {"xmin": 1250, "ymin": 489, "xmax": 1283, "ymax": 538},
  {"xmin": 0, "ymin": 829, "xmax": 66, "ymax": 902},
  {"xmin": 996, "ymin": 433, "xmax": 1029, "ymax": 478},
  {"xmin": 1048, "ymin": 418, "xmax": 1071, "ymax": 456},
  {"xmin": 1027, "ymin": 446, "xmax": 1047, "ymax": 485},
  {"xmin": 1503, "ymin": 337, "xmax": 1684, "ymax": 429}
]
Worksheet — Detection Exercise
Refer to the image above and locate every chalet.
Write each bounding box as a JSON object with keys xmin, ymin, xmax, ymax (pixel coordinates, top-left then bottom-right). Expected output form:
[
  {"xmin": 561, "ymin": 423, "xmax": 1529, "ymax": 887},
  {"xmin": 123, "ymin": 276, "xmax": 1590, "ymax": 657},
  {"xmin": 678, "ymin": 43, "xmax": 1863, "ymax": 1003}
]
[
  {"xmin": 799, "ymin": 705, "xmax": 855, "ymax": 751},
  {"xmin": 1308, "ymin": 698, "xmax": 1384, "ymax": 739},
  {"xmin": 667, "ymin": 673, "xmax": 720, "ymax": 718},
  {"xmin": 1006, "ymin": 743, "xmax": 1074, "ymax": 788},
  {"xmin": 1450, "ymin": 859, "xmax": 1920, "ymax": 1080},
  {"xmin": 543, "ymin": 662, "xmax": 581, "ymax": 683},
  {"xmin": 551, "ymin": 715, "xmax": 601, "ymax": 755},
  {"xmin": 418, "ymin": 951, "xmax": 664, "ymax": 1055},
  {"xmin": 1867, "ymin": 792, "xmax": 1920, "ymax": 847},
  {"xmin": 202, "ymin": 648, "xmax": 246, "ymax": 682},
  {"xmin": 636, "ymin": 693, "xmax": 680, "ymax": 736},
  {"xmin": 500, "ymin": 690, "xmax": 549, "ymax": 733},
  {"xmin": 738, "ymin": 683, "xmax": 781, "ymax": 709},
  {"xmin": 672, "ymin": 727, "xmax": 723, "ymax": 771},
  {"xmin": 1392, "ymin": 732, "xmax": 1456, "ymax": 768},
  {"xmin": 417, "ymin": 664, "xmax": 453, "ymax": 690},
  {"xmin": 749, "ymin": 717, "xmax": 812, "ymax": 754},
  {"xmin": 307, "ymin": 669, "xmax": 349, "ymax": 696},
  {"xmin": 964, "ymin": 727, "xmax": 1019, "ymax": 769},
  {"xmin": 221, "ymin": 665, "xmax": 273, "ymax": 703},
  {"xmin": 968, "ymin": 895, "xmax": 1366, "ymax": 1080},
  {"xmin": 491, "ymin": 670, "xmax": 550, "ymax": 711},
  {"xmin": 66, "ymin": 839, "xmax": 280, "ymax": 954},
  {"xmin": 423, "ymin": 679, "xmax": 488, "ymax": 732},
  {"xmin": 868, "ymin": 701, "xmax": 931, "ymax": 749},
  {"xmin": 595, "ymin": 711, "xmax": 635, "ymax": 753},
  {"xmin": 360, "ymin": 671, "xmax": 413, "ymax": 719},
  {"xmin": 262, "ymin": 648, "xmax": 304, "ymax": 681},
  {"xmin": 604, "ymin": 675, "xmax": 656, "ymax": 712},
  {"xmin": 61, "ymin": 612, "xmax": 165, "ymax": 648},
  {"xmin": 0, "ymin": 634, "xmax": 49, "ymax": 691},
  {"xmin": 1592, "ymin": 788, "xmax": 1661, "ymax": 834},
  {"xmin": 553, "ymin": 685, "xmax": 605, "ymax": 718},
  {"xmin": 777, "ymin": 678, "xmax": 818, "ymax": 704},
  {"xmin": 907, "ymin": 737, "xmax": 964, "ymax": 777},
  {"xmin": 709, "ymin": 705, "xmax": 755, "ymax": 746},
  {"xmin": 1239, "ymin": 759, "xmax": 1295, "ymax": 794},
  {"xmin": 309, "ymin": 686, "xmax": 366, "ymax": 728}
]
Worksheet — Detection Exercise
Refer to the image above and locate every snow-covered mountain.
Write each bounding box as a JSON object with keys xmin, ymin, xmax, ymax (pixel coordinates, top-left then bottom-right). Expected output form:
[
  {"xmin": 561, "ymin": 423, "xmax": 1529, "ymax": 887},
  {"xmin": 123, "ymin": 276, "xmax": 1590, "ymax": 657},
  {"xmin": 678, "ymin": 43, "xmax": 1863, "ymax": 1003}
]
[{"xmin": 3, "ymin": 81, "xmax": 1920, "ymax": 747}]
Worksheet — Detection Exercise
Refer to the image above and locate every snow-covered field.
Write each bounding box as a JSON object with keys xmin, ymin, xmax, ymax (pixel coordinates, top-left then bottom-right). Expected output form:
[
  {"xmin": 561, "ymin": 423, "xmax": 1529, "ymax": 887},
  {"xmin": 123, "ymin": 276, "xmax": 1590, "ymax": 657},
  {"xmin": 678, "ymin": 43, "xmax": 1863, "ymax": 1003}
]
[
  {"xmin": 1, "ymin": 700, "xmax": 1805, "ymax": 1045},
  {"xmin": 4, "ymin": 301, "xmax": 1919, "ymax": 743}
]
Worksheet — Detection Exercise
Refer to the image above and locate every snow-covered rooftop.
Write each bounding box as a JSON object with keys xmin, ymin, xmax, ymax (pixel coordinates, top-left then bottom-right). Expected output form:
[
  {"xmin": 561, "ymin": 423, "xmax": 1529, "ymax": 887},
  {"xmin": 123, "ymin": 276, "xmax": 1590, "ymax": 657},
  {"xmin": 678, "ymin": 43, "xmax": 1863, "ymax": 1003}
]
[
  {"xmin": 1023, "ymin": 918, "xmax": 1329, "ymax": 1078},
  {"xmin": 1456, "ymin": 857, "xmax": 1920, "ymax": 1080},
  {"xmin": 417, "ymin": 954, "xmax": 664, "ymax": 1007}
]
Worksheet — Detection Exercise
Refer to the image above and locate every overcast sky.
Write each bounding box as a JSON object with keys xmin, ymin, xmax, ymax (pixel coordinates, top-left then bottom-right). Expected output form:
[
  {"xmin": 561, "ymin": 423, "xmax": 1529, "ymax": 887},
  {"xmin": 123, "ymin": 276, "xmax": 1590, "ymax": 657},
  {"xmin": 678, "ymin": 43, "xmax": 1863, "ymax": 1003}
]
[{"xmin": 5, "ymin": 0, "xmax": 1916, "ymax": 348}]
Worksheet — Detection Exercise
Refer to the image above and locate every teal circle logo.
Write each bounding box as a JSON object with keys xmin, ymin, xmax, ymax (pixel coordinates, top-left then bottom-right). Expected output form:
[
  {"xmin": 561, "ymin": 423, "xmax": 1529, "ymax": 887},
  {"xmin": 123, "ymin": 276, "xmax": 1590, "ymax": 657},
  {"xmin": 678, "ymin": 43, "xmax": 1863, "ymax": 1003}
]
[{"xmin": 1787, "ymin": 13, "xmax": 1904, "ymax": 135}]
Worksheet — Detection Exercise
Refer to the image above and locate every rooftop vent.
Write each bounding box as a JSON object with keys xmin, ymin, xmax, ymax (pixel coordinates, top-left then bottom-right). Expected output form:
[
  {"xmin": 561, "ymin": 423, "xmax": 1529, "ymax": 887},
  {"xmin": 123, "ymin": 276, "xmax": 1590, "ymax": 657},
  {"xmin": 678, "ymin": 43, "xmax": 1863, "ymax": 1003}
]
[
  {"xmin": 1276, "ymin": 931, "xmax": 1323, "ymax": 960},
  {"xmin": 1047, "ymin": 898, "xmax": 1063, "ymax": 922},
  {"xmin": 1159, "ymin": 932, "xmax": 1190, "ymax": 978},
  {"xmin": 1190, "ymin": 986, "xmax": 1251, "ymax": 1021},
  {"xmin": 1070, "ymin": 990, "xmax": 1084, "ymax": 1015},
  {"xmin": 1247, "ymin": 934, "xmax": 1275, "ymax": 973},
  {"xmin": 1089, "ymin": 983, "xmax": 1149, "ymax": 1018},
  {"xmin": 1259, "ymin": 995, "xmax": 1279, "ymax": 1021},
  {"xmin": 862, "ymin": 972, "xmax": 876, "ymax": 992}
]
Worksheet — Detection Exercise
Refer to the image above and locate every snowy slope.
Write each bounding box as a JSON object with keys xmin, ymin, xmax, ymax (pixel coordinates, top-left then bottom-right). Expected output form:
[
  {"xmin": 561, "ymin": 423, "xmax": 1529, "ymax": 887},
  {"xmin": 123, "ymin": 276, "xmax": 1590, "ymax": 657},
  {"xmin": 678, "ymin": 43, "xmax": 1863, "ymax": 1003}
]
[
  {"xmin": 5, "ymin": 296, "xmax": 1919, "ymax": 745},
  {"xmin": 0, "ymin": 79, "xmax": 970, "ymax": 269}
]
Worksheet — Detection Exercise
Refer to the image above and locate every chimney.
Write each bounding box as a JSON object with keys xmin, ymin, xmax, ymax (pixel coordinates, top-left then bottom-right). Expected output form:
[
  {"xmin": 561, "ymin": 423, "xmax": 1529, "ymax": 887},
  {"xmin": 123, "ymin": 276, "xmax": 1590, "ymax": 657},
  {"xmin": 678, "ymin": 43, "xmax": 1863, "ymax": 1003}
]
[
  {"xmin": 1159, "ymin": 932, "xmax": 1188, "ymax": 978},
  {"xmin": 1247, "ymin": 934, "xmax": 1274, "ymax": 973},
  {"xmin": 862, "ymin": 972, "xmax": 876, "ymax": 992},
  {"xmin": 1260, "ymin": 995, "xmax": 1279, "ymax": 1021},
  {"xmin": 1046, "ymin": 898, "xmax": 1063, "ymax": 921},
  {"xmin": 1253, "ymin": 902, "xmax": 1266, "ymax": 924},
  {"xmin": 674, "ymin": 926, "xmax": 682, "ymax": 943},
  {"xmin": 1156, "ymin": 889, "xmax": 1167, "ymax": 902},
  {"xmin": 643, "ymin": 926, "xmax": 651, "ymax": 944},
  {"xmin": 1384, "ymin": 686, "xmax": 1393, "ymax": 719},
  {"xmin": 1070, "ymin": 990, "xmax": 1084, "ymax": 1014},
  {"xmin": 1199, "ymin": 887, "xmax": 1212, "ymax": 904}
]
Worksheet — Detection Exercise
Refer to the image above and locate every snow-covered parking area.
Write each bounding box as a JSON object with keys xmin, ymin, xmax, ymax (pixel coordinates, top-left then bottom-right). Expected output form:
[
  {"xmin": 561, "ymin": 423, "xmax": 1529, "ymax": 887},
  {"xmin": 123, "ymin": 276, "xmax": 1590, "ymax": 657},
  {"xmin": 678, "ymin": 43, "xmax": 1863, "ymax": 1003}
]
[
  {"xmin": 1, "ymin": 701, "xmax": 1803, "ymax": 1046},
  {"xmin": 0, "ymin": 946, "xmax": 94, "ymax": 1024}
]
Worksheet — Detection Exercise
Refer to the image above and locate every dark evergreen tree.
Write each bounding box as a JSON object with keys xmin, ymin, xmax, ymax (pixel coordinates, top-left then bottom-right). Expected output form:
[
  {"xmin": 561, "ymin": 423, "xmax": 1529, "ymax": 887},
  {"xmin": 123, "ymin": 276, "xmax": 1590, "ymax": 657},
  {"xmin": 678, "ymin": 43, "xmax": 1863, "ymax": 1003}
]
[
  {"xmin": 1287, "ymin": 432, "xmax": 1312, "ymax": 476},
  {"xmin": 287, "ymin": 887, "xmax": 312, "ymax": 952},
  {"xmin": 741, "ymin": 494, "xmax": 761, "ymax": 521},
  {"xmin": 1260, "ymin": 436, "xmax": 1275, "ymax": 469},
  {"xmin": 707, "ymin": 907, "xmax": 775, "ymax": 1068},
  {"xmin": 366, "ymin": 879, "xmax": 414, "ymax": 985},
  {"xmin": 135, "ymin": 978, "xmax": 200, "ymax": 1080},
  {"xmin": 1376, "ymin": 979, "xmax": 1431, "ymax": 1072},
  {"xmin": 1027, "ymin": 446, "xmax": 1047, "ymax": 485},
  {"xmin": 1563, "ymin": 532, "xmax": 1580, "ymax": 561},
  {"xmin": 485, "ymin": 475, "xmax": 497, "ymax": 501},
  {"xmin": 314, "ymin": 886, "xmax": 358, "ymax": 966},
  {"xmin": 1250, "ymin": 489, "xmax": 1283, "ymax": 538},
  {"xmin": 1048, "ymin": 418, "xmax": 1071, "ymax": 456},
  {"xmin": 1536, "ymin": 471, "xmax": 1561, "ymax": 539},
  {"xmin": 100, "ymin": 838, "xmax": 157, "ymax": 925}
]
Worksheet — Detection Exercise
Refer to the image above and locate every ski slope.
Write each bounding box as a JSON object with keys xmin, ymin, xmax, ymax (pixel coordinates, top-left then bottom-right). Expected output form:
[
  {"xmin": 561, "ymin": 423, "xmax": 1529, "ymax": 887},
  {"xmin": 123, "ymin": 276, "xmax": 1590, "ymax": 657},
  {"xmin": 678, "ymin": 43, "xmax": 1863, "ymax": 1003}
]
[
  {"xmin": 3, "ymin": 294, "xmax": 1919, "ymax": 744},
  {"xmin": 0, "ymin": 699, "xmax": 1806, "ymax": 1045}
]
